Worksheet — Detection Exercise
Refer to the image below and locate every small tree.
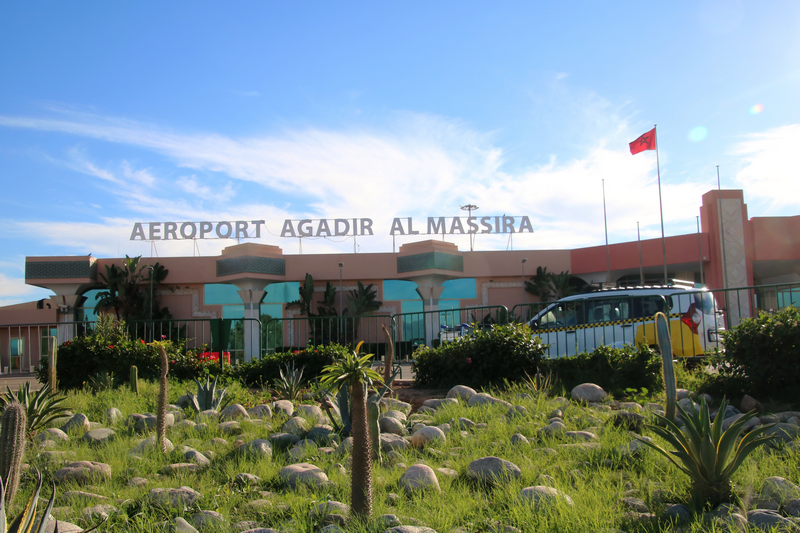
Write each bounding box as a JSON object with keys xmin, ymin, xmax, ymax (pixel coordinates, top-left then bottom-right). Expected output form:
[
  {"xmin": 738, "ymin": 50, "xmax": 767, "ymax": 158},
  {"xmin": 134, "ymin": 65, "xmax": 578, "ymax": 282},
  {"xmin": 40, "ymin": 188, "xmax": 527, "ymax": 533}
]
[
  {"xmin": 343, "ymin": 282, "xmax": 382, "ymax": 343},
  {"xmin": 319, "ymin": 342, "xmax": 383, "ymax": 520}
]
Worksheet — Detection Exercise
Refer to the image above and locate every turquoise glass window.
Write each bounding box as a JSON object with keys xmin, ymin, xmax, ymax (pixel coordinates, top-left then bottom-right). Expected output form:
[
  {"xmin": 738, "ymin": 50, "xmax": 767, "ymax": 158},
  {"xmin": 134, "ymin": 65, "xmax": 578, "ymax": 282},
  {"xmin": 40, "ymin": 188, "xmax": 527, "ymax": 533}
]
[{"xmin": 441, "ymin": 278, "xmax": 476, "ymax": 300}]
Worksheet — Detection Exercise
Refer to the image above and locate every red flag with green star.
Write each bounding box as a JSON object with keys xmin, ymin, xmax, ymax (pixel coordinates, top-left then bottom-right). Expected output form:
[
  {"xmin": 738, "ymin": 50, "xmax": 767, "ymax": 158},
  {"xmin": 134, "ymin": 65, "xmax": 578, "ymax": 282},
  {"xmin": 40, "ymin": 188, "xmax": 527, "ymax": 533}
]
[{"xmin": 629, "ymin": 128, "xmax": 656, "ymax": 155}]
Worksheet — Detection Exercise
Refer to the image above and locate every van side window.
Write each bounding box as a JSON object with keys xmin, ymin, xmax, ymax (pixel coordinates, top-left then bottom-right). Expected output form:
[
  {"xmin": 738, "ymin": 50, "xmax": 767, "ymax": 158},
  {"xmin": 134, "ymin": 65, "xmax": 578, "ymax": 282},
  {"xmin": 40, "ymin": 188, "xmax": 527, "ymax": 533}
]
[
  {"xmin": 633, "ymin": 296, "xmax": 665, "ymax": 318},
  {"xmin": 539, "ymin": 301, "xmax": 584, "ymax": 328}
]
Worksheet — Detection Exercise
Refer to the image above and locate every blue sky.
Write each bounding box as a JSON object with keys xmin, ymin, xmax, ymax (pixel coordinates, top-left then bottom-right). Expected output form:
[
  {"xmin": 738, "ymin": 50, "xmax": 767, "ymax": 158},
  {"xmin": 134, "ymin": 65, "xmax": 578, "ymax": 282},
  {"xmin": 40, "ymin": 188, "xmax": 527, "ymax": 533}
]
[{"xmin": 1, "ymin": 1, "xmax": 799, "ymax": 305}]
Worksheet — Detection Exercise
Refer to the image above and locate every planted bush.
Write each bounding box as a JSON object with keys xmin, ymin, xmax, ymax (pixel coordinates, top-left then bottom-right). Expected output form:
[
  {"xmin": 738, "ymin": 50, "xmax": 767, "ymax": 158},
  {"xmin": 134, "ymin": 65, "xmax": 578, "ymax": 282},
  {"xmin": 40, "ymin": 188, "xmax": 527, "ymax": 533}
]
[
  {"xmin": 412, "ymin": 323, "xmax": 545, "ymax": 388},
  {"xmin": 714, "ymin": 306, "xmax": 800, "ymax": 400},
  {"xmin": 540, "ymin": 343, "xmax": 663, "ymax": 396},
  {"xmin": 235, "ymin": 344, "xmax": 349, "ymax": 388}
]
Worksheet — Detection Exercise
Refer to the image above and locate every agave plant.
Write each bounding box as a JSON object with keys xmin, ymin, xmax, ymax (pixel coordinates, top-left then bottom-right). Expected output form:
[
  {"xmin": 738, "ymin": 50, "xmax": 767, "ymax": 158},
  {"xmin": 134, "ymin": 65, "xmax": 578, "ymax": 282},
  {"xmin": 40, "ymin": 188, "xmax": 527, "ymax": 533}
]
[
  {"xmin": 638, "ymin": 396, "xmax": 775, "ymax": 509},
  {"xmin": 187, "ymin": 375, "xmax": 230, "ymax": 413},
  {"xmin": 0, "ymin": 383, "xmax": 70, "ymax": 438},
  {"xmin": 272, "ymin": 362, "xmax": 307, "ymax": 401},
  {"xmin": 520, "ymin": 367, "xmax": 554, "ymax": 398}
]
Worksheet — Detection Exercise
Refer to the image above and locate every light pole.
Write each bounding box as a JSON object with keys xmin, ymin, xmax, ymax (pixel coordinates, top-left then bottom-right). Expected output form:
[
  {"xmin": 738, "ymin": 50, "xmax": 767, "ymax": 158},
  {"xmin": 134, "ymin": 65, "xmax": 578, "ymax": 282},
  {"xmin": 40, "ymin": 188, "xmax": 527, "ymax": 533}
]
[
  {"xmin": 148, "ymin": 265, "xmax": 155, "ymax": 342},
  {"xmin": 338, "ymin": 262, "xmax": 344, "ymax": 342},
  {"xmin": 460, "ymin": 204, "xmax": 479, "ymax": 251},
  {"xmin": 521, "ymin": 258, "xmax": 528, "ymax": 321}
]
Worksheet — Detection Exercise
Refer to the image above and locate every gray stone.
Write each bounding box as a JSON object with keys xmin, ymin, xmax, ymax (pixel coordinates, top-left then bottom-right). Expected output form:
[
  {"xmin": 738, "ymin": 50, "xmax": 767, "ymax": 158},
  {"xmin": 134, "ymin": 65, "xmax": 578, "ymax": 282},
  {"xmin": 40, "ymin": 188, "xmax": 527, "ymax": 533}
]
[
  {"xmin": 336, "ymin": 437, "xmax": 353, "ymax": 454},
  {"xmin": 184, "ymin": 450, "xmax": 211, "ymax": 467},
  {"xmin": 380, "ymin": 416, "xmax": 408, "ymax": 436},
  {"xmin": 81, "ymin": 504, "xmax": 117, "ymax": 521},
  {"xmin": 283, "ymin": 416, "xmax": 310, "ymax": 436},
  {"xmin": 191, "ymin": 510, "xmax": 226, "ymax": 529},
  {"xmin": 565, "ymin": 431, "xmax": 598, "ymax": 441},
  {"xmin": 307, "ymin": 426, "xmax": 336, "ymax": 443},
  {"xmin": 454, "ymin": 417, "xmax": 476, "ymax": 430},
  {"xmin": 607, "ymin": 412, "xmax": 645, "ymax": 433},
  {"xmin": 175, "ymin": 420, "xmax": 197, "ymax": 429},
  {"xmin": 130, "ymin": 436, "xmax": 174, "ymax": 456},
  {"xmin": 60, "ymin": 413, "xmax": 90, "ymax": 434},
  {"xmin": 147, "ymin": 486, "xmax": 202, "ymax": 508},
  {"xmin": 447, "ymin": 385, "xmax": 477, "ymax": 401},
  {"xmin": 422, "ymin": 398, "xmax": 458, "ymax": 410},
  {"xmin": 381, "ymin": 433, "xmax": 410, "ymax": 452},
  {"xmin": 467, "ymin": 456, "xmax": 521, "ymax": 483},
  {"xmin": 538, "ymin": 420, "xmax": 567, "ymax": 437},
  {"xmin": 762, "ymin": 477, "xmax": 800, "ymax": 504},
  {"xmin": 295, "ymin": 404, "xmax": 323, "ymax": 421},
  {"xmin": 510, "ymin": 433, "xmax": 530, "ymax": 446},
  {"xmin": 411, "ymin": 426, "xmax": 446, "ymax": 448},
  {"xmin": 381, "ymin": 398, "xmax": 412, "ymax": 414},
  {"xmin": 400, "ymin": 464, "xmax": 441, "ymax": 492},
  {"xmin": 784, "ymin": 499, "xmax": 800, "ymax": 517},
  {"xmin": 310, "ymin": 501, "xmax": 350, "ymax": 519},
  {"xmin": 219, "ymin": 403, "xmax": 250, "ymax": 421},
  {"xmin": 615, "ymin": 437, "xmax": 652, "ymax": 457},
  {"xmin": 279, "ymin": 462, "xmax": 329, "ymax": 489},
  {"xmin": 747, "ymin": 510, "xmax": 799, "ymax": 531},
  {"xmin": 54, "ymin": 461, "xmax": 111, "ymax": 484},
  {"xmin": 762, "ymin": 424, "xmax": 800, "ymax": 446},
  {"xmin": 384, "ymin": 409, "xmax": 408, "ymax": 421},
  {"xmin": 269, "ymin": 432, "xmax": 301, "ymax": 449},
  {"xmin": 384, "ymin": 526, "xmax": 437, "ymax": 533},
  {"xmin": 127, "ymin": 477, "xmax": 148, "ymax": 487},
  {"xmin": 507, "ymin": 405, "xmax": 528, "ymax": 418},
  {"xmin": 619, "ymin": 402, "xmax": 643, "ymax": 412},
  {"xmin": 62, "ymin": 490, "xmax": 107, "ymax": 503},
  {"xmin": 234, "ymin": 473, "xmax": 261, "ymax": 486},
  {"xmin": 519, "ymin": 486, "xmax": 574, "ymax": 509},
  {"xmin": 43, "ymin": 521, "xmax": 83, "ymax": 533},
  {"xmin": 82, "ymin": 428, "xmax": 115, "ymax": 445},
  {"xmin": 467, "ymin": 393, "xmax": 511, "ymax": 408},
  {"xmin": 721, "ymin": 413, "xmax": 761, "ymax": 432},
  {"xmin": 104, "ymin": 407, "xmax": 123, "ymax": 425},
  {"xmin": 571, "ymin": 383, "xmax": 607, "ymax": 403},
  {"xmin": 271, "ymin": 400, "xmax": 294, "ymax": 417},
  {"xmin": 621, "ymin": 497, "xmax": 648, "ymax": 513},
  {"xmin": 161, "ymin": 463, "xmax": 201, "ymax": 475},
  {"xmin": 35, "ymin": 428, "xmax": 69, "ymax": 444},
  {"xmin": 218, "ymin": 421, "xmax": 242, "ymax": 435},
  {"xmin": 168, "ymin": 517, "xmax": 199, "ymax": 533},
  {"xmin": 238, "ymin": 439, "xmax": 273, "ymax": 459},
  {"xmin": 247, "ymin": 404, "xmax": 273, "ymax": 419}
]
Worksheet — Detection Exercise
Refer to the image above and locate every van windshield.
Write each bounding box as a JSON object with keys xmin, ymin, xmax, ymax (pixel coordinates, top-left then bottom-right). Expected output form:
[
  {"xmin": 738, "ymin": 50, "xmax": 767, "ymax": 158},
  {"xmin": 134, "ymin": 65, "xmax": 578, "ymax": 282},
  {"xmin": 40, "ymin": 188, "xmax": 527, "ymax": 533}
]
[{"xmin": 694, "ymin": 291, "xmax": 717, "ymax": 314}]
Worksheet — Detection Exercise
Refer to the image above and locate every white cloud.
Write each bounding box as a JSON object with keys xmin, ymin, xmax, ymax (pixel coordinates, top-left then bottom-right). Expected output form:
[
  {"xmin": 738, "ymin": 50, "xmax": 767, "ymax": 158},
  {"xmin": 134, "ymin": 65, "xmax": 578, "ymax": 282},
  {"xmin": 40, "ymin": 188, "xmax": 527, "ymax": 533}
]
[
  {"xmin": 176, "ymin": 175, "xmax": 236, "ymax": 202},
  {"xmin": 729, "ymin": 124, "xmax": 800, "ymax": 214},
  {"xmin": 0, "ymin": 274, "xmax": 52, "ymax": 307}
]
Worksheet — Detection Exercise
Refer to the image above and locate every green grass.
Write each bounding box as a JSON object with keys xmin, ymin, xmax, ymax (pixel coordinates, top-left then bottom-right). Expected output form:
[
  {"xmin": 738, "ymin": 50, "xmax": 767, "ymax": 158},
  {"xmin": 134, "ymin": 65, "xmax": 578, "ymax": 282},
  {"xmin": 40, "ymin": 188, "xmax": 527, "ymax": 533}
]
[{"xmin": 7, "ymin": 379, "xmax": 800, "ymax": 533}]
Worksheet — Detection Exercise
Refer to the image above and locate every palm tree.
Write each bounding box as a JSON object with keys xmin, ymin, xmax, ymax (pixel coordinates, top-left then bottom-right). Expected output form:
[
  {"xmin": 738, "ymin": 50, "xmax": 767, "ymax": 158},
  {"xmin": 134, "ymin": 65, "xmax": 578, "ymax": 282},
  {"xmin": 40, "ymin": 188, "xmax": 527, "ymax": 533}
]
[
  {"xmin": 319, "ymin": 343, "xmax": 383, "ymax": 520},
  {"xmin": 343, "ymin": 282, "xmax": 382, "ymax": 343},
  {"xmin": 524, "ymin": 266, "xmax": 555, "ymax": 302}
]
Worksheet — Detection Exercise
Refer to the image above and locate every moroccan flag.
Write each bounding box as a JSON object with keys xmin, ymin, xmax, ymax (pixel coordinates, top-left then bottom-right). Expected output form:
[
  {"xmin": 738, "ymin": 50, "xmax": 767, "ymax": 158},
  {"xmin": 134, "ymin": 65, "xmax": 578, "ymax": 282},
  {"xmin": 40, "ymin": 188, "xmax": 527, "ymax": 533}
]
[{"xmin": 630, "ymin": 127, "xmax": 656, "ymax": 155}]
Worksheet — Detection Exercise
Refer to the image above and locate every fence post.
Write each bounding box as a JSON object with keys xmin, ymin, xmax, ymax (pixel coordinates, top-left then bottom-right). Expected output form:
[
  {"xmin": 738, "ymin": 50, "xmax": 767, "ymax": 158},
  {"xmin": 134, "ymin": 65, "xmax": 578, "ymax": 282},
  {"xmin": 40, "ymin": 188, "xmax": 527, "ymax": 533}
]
[{"xmin": 48, "ymin": 336, "xmax": 58, "ymax": 392}]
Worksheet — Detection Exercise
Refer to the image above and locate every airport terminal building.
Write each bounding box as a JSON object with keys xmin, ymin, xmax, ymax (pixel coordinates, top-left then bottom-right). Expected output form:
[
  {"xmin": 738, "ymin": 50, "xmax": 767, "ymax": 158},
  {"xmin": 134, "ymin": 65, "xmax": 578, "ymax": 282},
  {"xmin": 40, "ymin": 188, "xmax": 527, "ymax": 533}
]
[{"xmin": 1, "ymin": 188, "xmax": 798, "ymax": 371}]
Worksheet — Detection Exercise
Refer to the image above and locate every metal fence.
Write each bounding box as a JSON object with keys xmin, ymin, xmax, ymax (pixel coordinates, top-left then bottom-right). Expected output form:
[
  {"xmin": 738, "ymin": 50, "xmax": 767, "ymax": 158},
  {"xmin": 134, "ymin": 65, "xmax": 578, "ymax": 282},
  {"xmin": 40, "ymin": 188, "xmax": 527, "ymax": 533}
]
[{"xmin": 263, "ymin": 314, "xmax": 394, "ymax": 357}]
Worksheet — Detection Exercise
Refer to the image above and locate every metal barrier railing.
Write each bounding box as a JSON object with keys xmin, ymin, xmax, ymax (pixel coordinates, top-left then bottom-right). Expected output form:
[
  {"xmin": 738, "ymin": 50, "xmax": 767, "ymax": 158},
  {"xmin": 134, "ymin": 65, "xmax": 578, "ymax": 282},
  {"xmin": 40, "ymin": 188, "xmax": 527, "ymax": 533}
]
[{"xmin": 263, "ymin": 315, "xmax": 394, "ymax": 357}]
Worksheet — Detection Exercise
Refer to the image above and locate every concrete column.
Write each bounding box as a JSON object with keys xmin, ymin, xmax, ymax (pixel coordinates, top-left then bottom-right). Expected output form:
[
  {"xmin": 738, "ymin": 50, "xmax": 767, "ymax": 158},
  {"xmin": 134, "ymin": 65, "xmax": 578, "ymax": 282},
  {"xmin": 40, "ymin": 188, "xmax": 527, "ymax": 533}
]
[
  {"xmin": 237, "ymin": 289, "xmax": 267, "ymax": 362},
  {"xmin": 415, "ymin": 284, "xmax": 445, "ymax": 347},
  {"xmin": 48, "ymin": 293, "xmax": 81, "ymax": 344}
]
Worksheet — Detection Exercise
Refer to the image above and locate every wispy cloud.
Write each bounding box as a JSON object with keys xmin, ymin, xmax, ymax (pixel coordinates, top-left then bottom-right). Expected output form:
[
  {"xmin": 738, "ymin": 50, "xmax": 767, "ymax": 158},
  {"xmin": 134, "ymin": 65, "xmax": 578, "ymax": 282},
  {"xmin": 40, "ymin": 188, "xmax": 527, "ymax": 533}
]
[
  {"xmin": 176, "ymin": 175, "xmax": 236, "ymax": 202},
  {"xmin": 0, "ymin": 274, "xmax": 52, "ymax": 307}
]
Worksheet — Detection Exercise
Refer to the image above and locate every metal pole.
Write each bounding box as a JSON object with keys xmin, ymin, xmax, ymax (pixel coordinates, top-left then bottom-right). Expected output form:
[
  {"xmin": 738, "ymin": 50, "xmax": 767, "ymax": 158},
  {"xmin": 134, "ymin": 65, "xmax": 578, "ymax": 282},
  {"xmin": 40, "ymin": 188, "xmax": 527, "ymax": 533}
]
[
  {"xmin": 521, "ymin": 258, "xmax": 527, "ymax": 321},
  {"xmin": 637, "ymin": 222, "xmax": 644, "ymax": 285},
  {"xmin": 696, "ymin": 215, "xmax": 704, "ymax": 286},
  {"xmin": 603, "ymin": 179, "xmax": 610, "ymax": 283},
  {"xmin": 717, "ymin": 166, "xmax": 729, "ymax": 291},
  {"xmin": 148, "ymin": 265, "xmax": 154, "ymax": 342},
  {"xmin": 654, "ymin": 125, "xmax": 668, "ymax": 285}
]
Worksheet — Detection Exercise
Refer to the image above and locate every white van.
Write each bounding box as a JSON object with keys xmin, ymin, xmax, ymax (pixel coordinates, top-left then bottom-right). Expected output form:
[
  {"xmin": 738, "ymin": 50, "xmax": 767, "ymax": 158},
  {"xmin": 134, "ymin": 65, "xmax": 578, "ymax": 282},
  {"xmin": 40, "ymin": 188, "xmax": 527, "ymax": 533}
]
[{"xmin": 526, "ymin": 282, "xmax": 724, "ymax": 358}]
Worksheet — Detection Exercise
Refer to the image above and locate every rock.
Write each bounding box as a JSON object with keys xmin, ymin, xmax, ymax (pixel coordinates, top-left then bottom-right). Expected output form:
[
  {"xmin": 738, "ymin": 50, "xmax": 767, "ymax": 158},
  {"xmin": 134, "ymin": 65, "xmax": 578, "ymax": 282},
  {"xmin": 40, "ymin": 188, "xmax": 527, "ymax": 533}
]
[
  {"xmin": 184, "ymin": 450, "xmax": 211, "ymax": 467},
  {"xmin": 519, "ymin": 486, "xmax": 574, "ymax": 509},
  {"xmin": 607, "ymin": 412, "xmax": 645, "ymax": 433},
  {"xmin": 191, "ymin": 510, "xmax": 227, "ymax": 529},
  {"xmin": 422, "ymin": 398, "xmax": 458, "ymax": 410},
  {"xmin": 279, "ymin": 463, "xmax": 329, "ymax": 489},
  {"xmin": 81, "ymin": 504, "xmax": 117, "ymax": 521},
  {"xmin": 238, "ymin": 439, "xmax": 273, "ymax": 459},
  {"xmin": 308, "ymin": 426, "xmax": 336, "ymax": 443},
  {"xmin": 269, "ymin": 432, "xmax": 301, "ymax": 449},
  {"xmin": 565, "ymin": 431, "xmax": 598, "ymax": 442},
  {"xmin": 127, "ymin": 477, "xmax": 148, "ymax": 487},
  {"xmin": 62, "ymin": 490, "xmax": 108, "ymax": 503},
  {"xmin": 447, "ymin": 385, "xmax": 477, "ymax": 401},
  {"xmin": 381, "ymin": 398, "xmax": 412, "ymax": 415},
  {"xmin": 436, "ymin": 467, "xmax": 458, "ymax": 479},
  {"xmin": 295, "ymin": 404, "xmax": 323, "ymax": 421},
  {"xmin": 271, "ymin": 400, "xmax": 294, "ymax": 417},
  {"xmin": 60, "ymin": 413, "xmax": 90, "ymax": 434},
  {"xmin": 104, "ymin": 407, "xmax": 123, "ymax": 425},
  {"xmin": 336, "ymin": 437, "xmax": 354, "ymax": 454},
  {"xmin": 82, "ymin": 428, "xmax": 116, "ymax": 446},
  {"xmin": 720, "ymin": 413, "xmax": 761, "ymax": 432},
  {"xmin": 621, "ymin": 497, "xmax": 649, "ymax": 513},
  {"xmin": 168, "ymin": 517, "xmax": 199, "ymax": 533},
  {"xmin": 384, "ymin": 410, "xmax": 408, "ymax": 421},
  {"xmin": 676, "ymin": 389, "xmax": 690, "ymax": 400},
  {"xmin": 571, "ymin": 383, "xmax": 607, "ymax": 403},
  {"xmin": 454, "ymin": 417, "xmax": 476, "ymax": 430},
  {"xmin": 740, "ymin": 394, "xmax": 762, "ymax": 413},
  {"xmin": 615, "ymin": 437, "xmax": 652, "ymax": 457},
  {"xmin": 218, "ymin": 421, "xmax": 242, "ymax": 435},
  {"xmin": 677, "ymin": 398, "xmax": 700, "ymax": 413},
  {"xmin": 310, "ymin": 500, "xmax": 350, "ymax": 519},
  {"xmin": 619, "ymin": 402, "xmax": 643, "ymax": 412},
  {"xmin": 510, "ymin": 433, "xmax": 530, "ymax": 446},
  {"xmin": 467, "ymin": 393, "xmax": 511, "ymax": 408},
  {"xmin": 247, "ymin": 405, "xmax": 273, "ymax": 419},
  {"xmin": 219, "ymin": 403, "xmax": 250, "ymax": 421},
  {"xmin": 175, "ymin": 420, "xmax": 197, "ymax": 430},
  {"xmin": 762, "ymin": 424, "xmax": 800, "ymax": 446},
  {"xmin": 784, "ymin": 500, "xmax": 800, "ymax": 517},
  {"xmin": 775, "ymin": 411, "xmax": 800, "ymax": 422},
  {"xmin": 762, "ymin": 477, "xmax": 800, "ymax": 504},
  {"xmin": 283, "ymin": 417, "xmax": 310, "ymax": 436},
  {"xmin": 148, "ymin": 486, "xmax": 202, "ymax": 508},
  {"xmin": 467, "ymin": 457, "xmax": 522, "ymax": 483},
  {"xmin": 130, "ymin": 436, "xmax": 174, "ymax": 455},
  {"xmin": 384, "ymin": 527, "xmax": 437, "ymax": 533},
  {"xmin": 538, "ymin": 420, "xmax": 567, "ymax": 437},
  {"xmin": 381, "ymin": 433, "xmax": 410, "ymax": 452},
  {"xmin": 507, "ymin": 406, "xmax": 528, "ymax": 418},
  {"xmin": 54, "ymin": 461, "xmax": 111, "ymax": 484},
  {"xmin": 380, "ymin": 416, "xmax": 408, "ymax": 436},
  {"xmin": 747, "ymin": 510, "xmax": 798, "ymax": 531},
  {"xmin": 161, "ymin": 463, "xmax": 201, "ymax": 475},
  {"xmin": 35, "ymin": 428, "xmax": 69, "ymax": 444},
  {"xmin": 43, "ymin": 521, "xmax": 83, "ymax": 533},
  {"xmin": 411, "ymin": 426, "xmax": 446, "ymax": 448},
  {"xmin": 399, "ymin": 464, "xmax": 441, "ymax": 492}
]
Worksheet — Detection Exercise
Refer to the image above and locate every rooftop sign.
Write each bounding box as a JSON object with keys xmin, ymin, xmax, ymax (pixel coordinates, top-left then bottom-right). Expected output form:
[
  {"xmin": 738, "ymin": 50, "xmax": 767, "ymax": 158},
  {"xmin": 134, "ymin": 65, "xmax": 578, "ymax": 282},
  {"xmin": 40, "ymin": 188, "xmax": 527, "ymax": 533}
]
[{"xmin": 130, "ymin": 216, "xmax": 533, "ymax": 241}]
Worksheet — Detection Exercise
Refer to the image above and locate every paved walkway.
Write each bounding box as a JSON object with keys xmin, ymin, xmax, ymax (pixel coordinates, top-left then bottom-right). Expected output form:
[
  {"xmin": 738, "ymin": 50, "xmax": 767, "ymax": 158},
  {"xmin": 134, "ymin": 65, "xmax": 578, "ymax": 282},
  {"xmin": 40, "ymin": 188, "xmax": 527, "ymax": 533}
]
[{"xmin": 0, "ymin": 373, "xmax": 42, "ymax": 391}]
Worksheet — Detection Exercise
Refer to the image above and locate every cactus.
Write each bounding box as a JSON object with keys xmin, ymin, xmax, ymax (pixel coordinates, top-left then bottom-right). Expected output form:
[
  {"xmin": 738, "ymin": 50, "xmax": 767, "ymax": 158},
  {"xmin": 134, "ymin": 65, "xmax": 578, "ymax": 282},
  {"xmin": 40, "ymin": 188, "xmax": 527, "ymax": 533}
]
[
  {"xmin": 655, "ymin": 312, "xmax": 677, "ymax": 423},
  {"xmin": 187, "ymin": 375, "xmax": 229, "ymax": 412},
  {"xmin": 367, "ymin": 392, "xmax": 382, "ymax": 464},
  {"xmin": 154, "ymin": 345, "xmax": 169, "ymax": 453},
  {"xmin": 130, "ymin": 365, "xmax": 139, "ymax": 395},
  {"xmin": 47, "ymin": 336, "xmax": 58, "ymax": 393},
  {"xmin": 0, "ymin": 402, "xmax": 27, "ymax": 506}
]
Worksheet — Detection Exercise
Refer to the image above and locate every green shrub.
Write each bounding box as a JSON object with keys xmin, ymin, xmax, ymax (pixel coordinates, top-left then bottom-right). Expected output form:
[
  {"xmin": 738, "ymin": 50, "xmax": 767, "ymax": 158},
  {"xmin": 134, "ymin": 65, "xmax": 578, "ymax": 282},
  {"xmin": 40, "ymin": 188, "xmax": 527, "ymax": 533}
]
[
  {"xmin": 412, "ymin": 323, "xmax": 545, "ymax": 388},
  {"xmin": 235, "ymin": 344, "xmax": 350, "ymax": 388},
  {"xmin": 539, "ymin": 343, "xmax": 663, "ymax": 397},
  {"xmin": 714, "ymin": 306, "xmax": 800, "ymax": 400}
]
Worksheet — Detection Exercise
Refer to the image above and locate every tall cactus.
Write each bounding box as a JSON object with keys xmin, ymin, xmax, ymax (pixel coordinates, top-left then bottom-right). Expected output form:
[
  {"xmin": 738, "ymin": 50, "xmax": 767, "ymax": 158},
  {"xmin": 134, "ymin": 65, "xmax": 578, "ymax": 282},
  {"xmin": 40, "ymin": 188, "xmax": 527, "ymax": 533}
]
[
  {"xmin": 367, "ymin": 392, "xmax": 381, "ymax": 464},
  {"xmin": 0, "ymin": 402, "xmax": 28, "ymax": 506},
  {"xmin": 655, "ymin": 312, "xmax": 677, "ymax": 423},
  {"xmin": 130, "ymin": 365, "xmax": 139, "ymax": 395},
  {"xmin": 154, "ymin": 344, "xmax": 169, "ymax": 453},
  {"xmin": 47, "ymin": 336, "xmax": 58, "ymax": 393}
]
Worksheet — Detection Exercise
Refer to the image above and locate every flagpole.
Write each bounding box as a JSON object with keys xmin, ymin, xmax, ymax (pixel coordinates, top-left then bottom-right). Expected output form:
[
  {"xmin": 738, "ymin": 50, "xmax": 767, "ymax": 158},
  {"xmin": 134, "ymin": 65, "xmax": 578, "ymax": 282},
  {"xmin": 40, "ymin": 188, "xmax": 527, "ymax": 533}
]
[
  {"xmin": 602, "ymin": 179, "xmax": 610, "ymax": 284},
  {"xmin": 654, "ymin": 125, "xmax": 668, "ymax": 285}
]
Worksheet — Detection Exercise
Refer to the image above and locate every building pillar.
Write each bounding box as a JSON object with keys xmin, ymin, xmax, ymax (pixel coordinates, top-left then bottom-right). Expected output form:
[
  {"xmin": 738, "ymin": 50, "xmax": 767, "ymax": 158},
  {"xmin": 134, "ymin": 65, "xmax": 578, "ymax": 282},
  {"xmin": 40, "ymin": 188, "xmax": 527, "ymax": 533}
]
[
  {"xmin": 48, "ymin": 293, "xmax": 81, "ymax": 345},
  {"xmin": 415, "ymin": 284, "xmax": 445, "ymax": 347},
  {"xmin": 236, "ymin": 288, "xmax": 267, "ymax": 362}
]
